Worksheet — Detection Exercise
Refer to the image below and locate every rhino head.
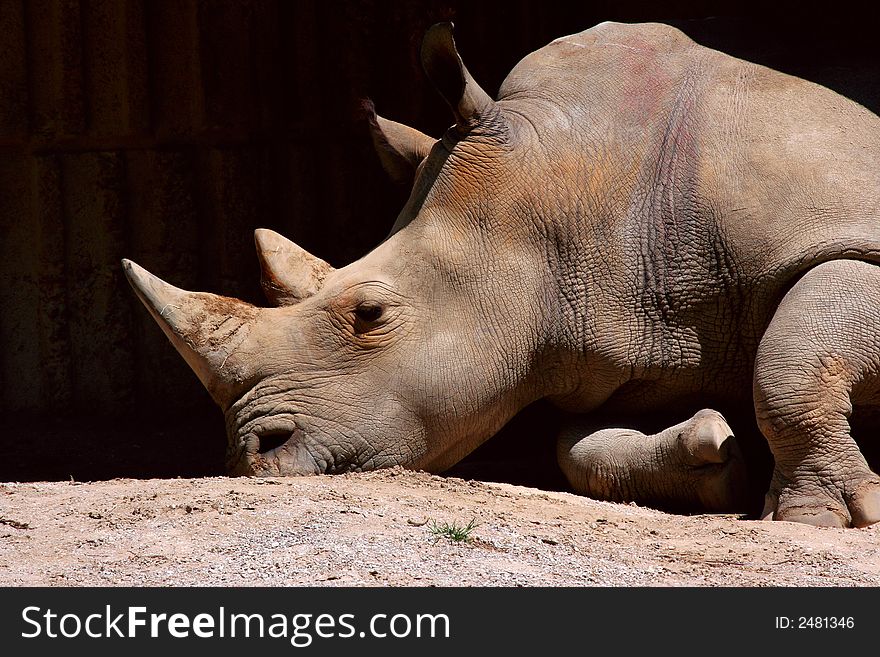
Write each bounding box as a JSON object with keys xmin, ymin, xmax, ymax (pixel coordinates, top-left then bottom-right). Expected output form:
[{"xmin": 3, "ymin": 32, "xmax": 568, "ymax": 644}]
[{"xmin": 125, "ymin": 24, "xmax": 557, "ymax": 476}]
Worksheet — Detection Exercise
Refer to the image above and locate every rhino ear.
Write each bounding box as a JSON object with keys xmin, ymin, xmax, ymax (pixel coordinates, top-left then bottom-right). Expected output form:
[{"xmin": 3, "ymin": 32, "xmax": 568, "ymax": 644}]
[
  {"xmin": 254, "ymin": 229, "xmax": 334, "ymax": 306},
  {"xmin": 421, "ymin": 22, "xmax": 494, "ymax": 132},
  {"xmin": 364, "ymin": 100, "xmax": 435, "ymax": 185}
]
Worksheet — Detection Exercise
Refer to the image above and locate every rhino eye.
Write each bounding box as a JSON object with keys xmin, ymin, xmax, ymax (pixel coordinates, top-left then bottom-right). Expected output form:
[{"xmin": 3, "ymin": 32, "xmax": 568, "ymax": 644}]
[{"xmin": 354, "ymin": 301, "xmax": 384, "ymax": 323}]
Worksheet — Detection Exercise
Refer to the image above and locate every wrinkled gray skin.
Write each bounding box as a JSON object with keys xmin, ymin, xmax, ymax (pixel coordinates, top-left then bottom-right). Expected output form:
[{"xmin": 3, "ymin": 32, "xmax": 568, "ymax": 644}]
[{"xmin": 124, "ymin": 22, "xmax": 880, "ymax": 527}]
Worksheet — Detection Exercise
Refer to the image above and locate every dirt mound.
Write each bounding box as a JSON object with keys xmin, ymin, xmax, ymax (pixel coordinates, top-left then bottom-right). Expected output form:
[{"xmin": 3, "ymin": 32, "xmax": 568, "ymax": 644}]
[{"xmin": 2, "ymin": 469, "xmax": 879, "ymax": 586}]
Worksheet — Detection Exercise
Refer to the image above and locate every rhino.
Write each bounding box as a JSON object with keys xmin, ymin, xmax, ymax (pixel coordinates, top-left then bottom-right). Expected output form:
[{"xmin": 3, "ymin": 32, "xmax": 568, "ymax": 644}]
[{"xmin": 123, "ymin": 21, "xmax": 880, "ymax": 528}]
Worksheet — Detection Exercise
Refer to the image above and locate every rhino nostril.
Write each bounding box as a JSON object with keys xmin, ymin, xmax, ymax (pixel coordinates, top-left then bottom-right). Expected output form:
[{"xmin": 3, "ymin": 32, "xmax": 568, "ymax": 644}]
[{"xmin": 257, "ymin": 431, "xmax": 291, "ymax": 454}]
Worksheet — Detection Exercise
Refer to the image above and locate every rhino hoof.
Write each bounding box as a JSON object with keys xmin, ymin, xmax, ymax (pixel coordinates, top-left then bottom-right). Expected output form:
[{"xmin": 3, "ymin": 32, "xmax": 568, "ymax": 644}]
[
  {"xmin": 677, "ymin": 410, "xmax": 749, "ymax": 512},
  {"xmin": 762, "ymin": 471, "xmax": 880, "ymax": 528},
  {"xmin": 680, "ymin": 409, "xmax": 735, "ymax": 466}
]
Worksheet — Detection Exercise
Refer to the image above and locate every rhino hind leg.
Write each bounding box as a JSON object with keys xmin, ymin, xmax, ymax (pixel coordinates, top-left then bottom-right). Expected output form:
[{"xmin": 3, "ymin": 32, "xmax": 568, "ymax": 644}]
[
  {"xmin": 754, "ymin": 260, "xmax": 880, "ymax": 528},
  {"xmin": 556, "ymin": 409, "xmax": 750, "ymax": 513}
]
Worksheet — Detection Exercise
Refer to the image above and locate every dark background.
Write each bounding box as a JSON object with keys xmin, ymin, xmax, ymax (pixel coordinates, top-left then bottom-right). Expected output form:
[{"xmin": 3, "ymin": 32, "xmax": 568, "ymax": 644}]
[{"xmin": 0, "ymin": 0, "xmax": 876, "ymax": 483}]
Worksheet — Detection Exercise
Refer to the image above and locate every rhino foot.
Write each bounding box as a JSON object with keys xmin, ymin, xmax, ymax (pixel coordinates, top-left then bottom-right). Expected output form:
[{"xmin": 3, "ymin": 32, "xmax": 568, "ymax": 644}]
[
  {"xmin": 677, "ymin": 410, "xmax": 751, "ymax": 512},
  {"xmin": 754, "ymin": 260, "xmax": 880, "ymax": 528},
  {"xmin": 761, "ymin": 467, "xmax": 880, "ymax": 528},
  {"xmin": 557, "ymin": 409, "xmax": 750, "ymax": 513}
]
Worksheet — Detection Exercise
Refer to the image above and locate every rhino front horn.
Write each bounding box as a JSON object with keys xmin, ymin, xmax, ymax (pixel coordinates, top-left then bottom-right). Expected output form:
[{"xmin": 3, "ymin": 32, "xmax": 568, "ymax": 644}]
[
  {"xmin": 122, "ymin": 259, "xmax": 260, "ymax": 408},
  {"xmin": 254, "ymin": 229, "xmax": 334, "ymax": 306}
]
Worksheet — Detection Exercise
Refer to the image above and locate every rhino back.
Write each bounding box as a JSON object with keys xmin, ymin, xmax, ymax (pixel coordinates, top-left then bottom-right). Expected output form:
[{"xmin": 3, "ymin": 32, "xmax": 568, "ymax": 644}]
[
  {"xmin": 500, "ymin": 21, "xmax": 879, "ymax": 270},
  {"xmin": 498, "ymin": 22, "xmax": 880, "ymax": 402}
]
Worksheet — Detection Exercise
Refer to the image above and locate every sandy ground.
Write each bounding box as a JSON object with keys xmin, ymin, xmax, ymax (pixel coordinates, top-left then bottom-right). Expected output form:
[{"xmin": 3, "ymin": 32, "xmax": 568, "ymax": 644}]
[{"xmin": 1, "ymin": 468, "xmax": 879, "ymax": 587}]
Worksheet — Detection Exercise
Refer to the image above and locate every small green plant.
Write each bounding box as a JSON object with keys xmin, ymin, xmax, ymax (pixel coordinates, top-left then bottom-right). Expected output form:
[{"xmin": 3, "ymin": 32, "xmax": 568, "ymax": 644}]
[{"xmin": 428, "ymin": 518, "xmax": 478, "ymax": 543}]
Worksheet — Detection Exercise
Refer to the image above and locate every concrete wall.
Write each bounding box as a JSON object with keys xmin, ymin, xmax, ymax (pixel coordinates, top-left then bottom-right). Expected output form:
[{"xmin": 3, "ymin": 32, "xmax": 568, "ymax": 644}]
[{"xmin": 0, "ymin": 1, "xmax": 876, "ymax": 480}]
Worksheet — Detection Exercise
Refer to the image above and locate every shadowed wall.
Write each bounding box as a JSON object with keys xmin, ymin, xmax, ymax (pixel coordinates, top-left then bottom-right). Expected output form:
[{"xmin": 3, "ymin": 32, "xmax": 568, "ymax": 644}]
[{"xmin": 0, "ymin": 1, "xmax": 876, "ymax": 481}]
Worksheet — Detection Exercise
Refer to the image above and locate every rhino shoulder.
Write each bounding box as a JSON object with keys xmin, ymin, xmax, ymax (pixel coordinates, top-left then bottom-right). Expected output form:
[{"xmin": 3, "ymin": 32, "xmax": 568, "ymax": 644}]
[
  {"xmin": 551, "ymin": 21, "xmax": 695, "ymax": 51},
  {"xmin": 499, "ymin": 21, "xmax": 701, "ymax": 100}
]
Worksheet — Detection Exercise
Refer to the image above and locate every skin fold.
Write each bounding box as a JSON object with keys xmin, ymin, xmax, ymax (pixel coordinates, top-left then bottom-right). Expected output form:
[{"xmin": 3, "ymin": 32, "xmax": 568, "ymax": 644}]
[{"xmin": 125, "ymin": 22, "xmax": 880, "ymax": 527}]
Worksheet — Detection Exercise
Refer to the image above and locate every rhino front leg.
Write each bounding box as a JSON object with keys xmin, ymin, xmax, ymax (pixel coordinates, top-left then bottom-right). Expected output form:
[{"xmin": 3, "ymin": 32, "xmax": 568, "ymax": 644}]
[
  {"xmin": 754, "ymin": 260, "xmax": 880, "ymax": 528},
  {"xmin": 557, "ymin": 409, "xmax": 750, "ymax": 513}
]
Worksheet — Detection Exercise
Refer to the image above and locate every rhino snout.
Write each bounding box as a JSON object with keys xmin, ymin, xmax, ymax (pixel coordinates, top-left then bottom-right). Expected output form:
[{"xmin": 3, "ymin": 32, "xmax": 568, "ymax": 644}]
[
  {"xmin": 256, "ymin": 429, "xmax": 292, "ymax": 455},
  {"xmin": 227, "ymin": 421, "xmax": 321, "ymax": 477}
]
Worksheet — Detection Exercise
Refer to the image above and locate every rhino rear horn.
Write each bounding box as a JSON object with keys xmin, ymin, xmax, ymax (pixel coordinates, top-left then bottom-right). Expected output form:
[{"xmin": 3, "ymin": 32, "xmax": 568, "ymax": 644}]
[
  {"xmin": 254, "ymin": 229, "xmax": 334, "ymax": 306},
  {"xmin": 363, "ymin": 99, "xmax": 435, "ymax": 185},
  {"xmin": 122, "ymin": 259, "xmax": 260, "ymax": 409},
  {"xmin": 421, "ymin": 22, "xmax": 495, "ymax": 132}
]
